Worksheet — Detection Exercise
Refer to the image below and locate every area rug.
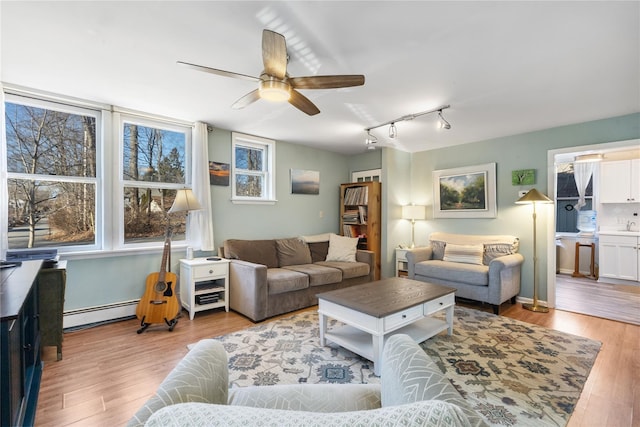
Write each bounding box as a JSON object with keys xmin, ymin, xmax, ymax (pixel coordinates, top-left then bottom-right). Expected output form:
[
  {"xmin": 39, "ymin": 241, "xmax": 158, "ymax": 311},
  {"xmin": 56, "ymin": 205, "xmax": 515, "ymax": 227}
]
[{"xmin": 196, "ymin": 307, "xmax": 601, "ymax": 427}]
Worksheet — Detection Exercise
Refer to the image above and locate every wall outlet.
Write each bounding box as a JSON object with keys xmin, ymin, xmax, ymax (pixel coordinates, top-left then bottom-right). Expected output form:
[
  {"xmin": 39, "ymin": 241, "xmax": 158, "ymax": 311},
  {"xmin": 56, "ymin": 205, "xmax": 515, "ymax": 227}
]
[{"xmin": 518, "ymin": 190, "xmax": 528, "ymax": 198}]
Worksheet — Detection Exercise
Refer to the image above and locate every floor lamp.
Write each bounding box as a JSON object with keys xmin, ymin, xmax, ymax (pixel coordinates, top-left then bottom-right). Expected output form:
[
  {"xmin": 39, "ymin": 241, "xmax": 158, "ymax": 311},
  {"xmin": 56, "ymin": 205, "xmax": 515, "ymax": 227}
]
[
  {"xmin": 516, "ymin": 188, "xmax": 553, "ymax": 313},
  {"xmin": 402, "ymin": 204, "xmax": 426, "ymax": 248}
]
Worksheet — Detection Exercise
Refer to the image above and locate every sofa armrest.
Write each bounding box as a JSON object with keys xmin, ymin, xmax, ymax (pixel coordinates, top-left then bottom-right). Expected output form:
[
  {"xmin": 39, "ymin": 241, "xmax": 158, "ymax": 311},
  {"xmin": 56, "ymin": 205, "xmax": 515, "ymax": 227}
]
[
  {"xmin": 488, "ymin": 253, "xmax": 525, "ymax": 303},
  {"xmin": 127, "ymin": 340, "xmax": 229, "ymax": 427},
  {"xmin": 380, "ymin": 334, "xmax": 488, "ymax": 427},
  {"xmin": 355, "ymin": 249, "xmax": 376, "ymax": 281},
  {"xmin": 405, "ymin": 247, "xmax": 433, "ymax": 278},
  {"xmin": 228, "ymin": 260, "xmax": 268, "ymax": 322}
]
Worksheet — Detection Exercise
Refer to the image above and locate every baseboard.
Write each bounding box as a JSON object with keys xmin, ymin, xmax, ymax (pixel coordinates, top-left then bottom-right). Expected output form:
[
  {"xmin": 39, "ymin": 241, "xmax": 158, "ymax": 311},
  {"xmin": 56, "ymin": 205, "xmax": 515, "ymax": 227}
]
[{"xmin": 63, "ymin": 300, "xmax": 139, "ymax": 329}]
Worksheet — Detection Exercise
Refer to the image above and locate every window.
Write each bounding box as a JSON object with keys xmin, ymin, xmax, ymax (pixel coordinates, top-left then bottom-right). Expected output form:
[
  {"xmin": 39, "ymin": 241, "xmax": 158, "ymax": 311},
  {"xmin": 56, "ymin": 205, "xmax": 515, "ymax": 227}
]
[
  {"xmin": 119, "ymin": 115, "xmax": 191, "ymax": 245},
  {"xmin": 556, "ymin": 162, "xmax": 594, "ymax": 233},
  {"xmin": 3, "ymin": 89, "xmax": 194, "ymax": 254},
  {"xmin": 231, "ymin": 132, "xmax": 276, "ymax": 203},
  {"xmin": 4, "ymin": 95, "xmax": 100, "ymax": 251}
]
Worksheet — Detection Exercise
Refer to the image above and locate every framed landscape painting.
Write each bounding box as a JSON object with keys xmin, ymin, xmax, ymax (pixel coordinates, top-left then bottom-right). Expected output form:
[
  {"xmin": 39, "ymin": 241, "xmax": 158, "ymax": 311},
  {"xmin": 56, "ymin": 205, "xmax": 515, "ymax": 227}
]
[
  {"xmin": 290, "ymin": 169, "xmax": 320, "ymax": 195},
  {"xmin": 433, "ymin": 162, "xmax": 497, "ymax": 218}
]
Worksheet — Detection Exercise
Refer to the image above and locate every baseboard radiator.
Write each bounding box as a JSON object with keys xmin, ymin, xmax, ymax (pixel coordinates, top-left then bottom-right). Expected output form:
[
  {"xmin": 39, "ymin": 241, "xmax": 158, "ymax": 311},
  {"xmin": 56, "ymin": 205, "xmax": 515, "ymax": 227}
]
[{"xmin": 63, "ymin": 300, "xmax": 139, "ymax": 329}]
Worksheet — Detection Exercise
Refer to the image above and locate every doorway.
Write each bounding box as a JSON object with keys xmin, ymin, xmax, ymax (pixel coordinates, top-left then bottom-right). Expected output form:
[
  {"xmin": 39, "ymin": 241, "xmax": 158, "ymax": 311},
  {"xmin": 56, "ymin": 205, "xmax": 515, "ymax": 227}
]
[{"xmin": 547, "ymin": 139, "xmax": 640, "ymax": 323}]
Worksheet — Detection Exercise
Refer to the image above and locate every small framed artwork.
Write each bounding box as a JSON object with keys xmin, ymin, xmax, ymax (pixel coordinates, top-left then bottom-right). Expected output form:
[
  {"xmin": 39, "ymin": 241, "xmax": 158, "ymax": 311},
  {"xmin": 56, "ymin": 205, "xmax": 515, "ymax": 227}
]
[
  {"xmin": 511, "ymin": 169, "xmax": 535, "ymax": 185},
  {"xmin": 290, "ymin": 169, "xmax": 320, "ymax": 195},
  {"xmin": 433, "ymin": 162, "xmax": 497, "ymax": 218},
  {"xmin": 209, "ymin": 161, "xmax": 230, "ymax": 186}
]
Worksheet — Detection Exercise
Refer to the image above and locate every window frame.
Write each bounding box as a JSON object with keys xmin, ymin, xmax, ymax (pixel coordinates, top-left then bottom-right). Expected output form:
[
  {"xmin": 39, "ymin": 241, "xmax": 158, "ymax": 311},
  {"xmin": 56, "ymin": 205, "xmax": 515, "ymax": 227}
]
[
  {"xmin": 231, "ymin": 132, "xmax": 276, "ymax": 204},
  {"xmin": 2, "ymin": 87, "xmax": 198, "ymax": 258},
  {"xmin": 3, "ymin": 92, "xmax": 104, "ymax": 253}
]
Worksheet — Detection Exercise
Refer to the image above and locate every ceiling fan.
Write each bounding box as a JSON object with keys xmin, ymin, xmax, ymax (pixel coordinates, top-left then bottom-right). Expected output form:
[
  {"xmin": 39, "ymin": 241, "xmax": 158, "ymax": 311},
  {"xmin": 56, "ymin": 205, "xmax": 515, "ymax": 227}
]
[{"xmin": 178, "ymin": 29, "xmax": 365, "ymax": 116}]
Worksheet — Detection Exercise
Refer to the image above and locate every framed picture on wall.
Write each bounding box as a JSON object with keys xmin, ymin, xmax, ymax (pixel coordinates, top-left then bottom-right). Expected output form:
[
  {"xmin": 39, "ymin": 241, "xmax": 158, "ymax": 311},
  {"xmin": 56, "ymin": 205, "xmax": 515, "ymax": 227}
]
[
  {"xmin": 209, "ymin": 161, "xmax": 230, "ymax": 186},
  {"xmin": 433, "ymin": 162, "xmax": 497, "ymax": 218},
  {"xmin": 290, "ymin": 169, "xmax": 320, "ymax": 195}
]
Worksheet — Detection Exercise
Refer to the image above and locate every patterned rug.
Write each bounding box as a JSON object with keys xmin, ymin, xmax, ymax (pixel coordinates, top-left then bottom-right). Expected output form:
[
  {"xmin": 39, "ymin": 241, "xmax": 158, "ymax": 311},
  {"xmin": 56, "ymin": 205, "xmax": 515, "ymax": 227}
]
[{"xmin": 198, "ymin": 307, "xmax": 601, "ymax": 427}]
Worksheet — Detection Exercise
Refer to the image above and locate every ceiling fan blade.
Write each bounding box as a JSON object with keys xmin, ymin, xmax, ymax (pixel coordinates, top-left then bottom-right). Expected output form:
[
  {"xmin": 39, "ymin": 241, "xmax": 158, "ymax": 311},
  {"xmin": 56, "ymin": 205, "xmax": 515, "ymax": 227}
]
[
  {"xmin": 262, "ymin": 30, "xmax": 287, "ymax": 80},
  {"xmin": 177, "ymin": 61, "xmax": 260, "ymax": 82},
  {"xmin": 289, "ymin": 75, "xmax": 365, "ymax": 90},
  {"xmin": 231, "ymin": 89, "xmax": 261, "ymax": 110},
  {"xmin": 289, "ymin": 89, "xmax": 320, "ymax": 116}
]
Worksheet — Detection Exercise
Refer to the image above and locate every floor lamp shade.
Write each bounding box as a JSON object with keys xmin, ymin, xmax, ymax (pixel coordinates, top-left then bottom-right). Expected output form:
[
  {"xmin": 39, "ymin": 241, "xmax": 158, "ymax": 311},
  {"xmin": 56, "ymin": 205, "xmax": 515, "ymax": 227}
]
[
  {"xmin": 402, "ymin": 205, "xmax": 426, "ymax": 248},
  {"xmin": 169, "ymin": 188, "xmax": 203, "ymax": 213},
  {"xmin": 516, "ymin": 189, "xmax": 553, "ymax": 313}
]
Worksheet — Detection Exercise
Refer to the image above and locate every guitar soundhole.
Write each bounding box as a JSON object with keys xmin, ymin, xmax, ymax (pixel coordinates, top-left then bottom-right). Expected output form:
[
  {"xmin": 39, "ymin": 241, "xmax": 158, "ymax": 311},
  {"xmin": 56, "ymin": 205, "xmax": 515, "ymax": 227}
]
[{"xmin": 155, "ymin": 282, "xmax": 167, "ymax": 294}]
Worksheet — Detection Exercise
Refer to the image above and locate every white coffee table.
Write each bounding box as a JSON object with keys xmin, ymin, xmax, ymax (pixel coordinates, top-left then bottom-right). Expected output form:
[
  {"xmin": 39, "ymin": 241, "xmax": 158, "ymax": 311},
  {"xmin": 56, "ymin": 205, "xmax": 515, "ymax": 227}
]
[{"xmin": 317, "ymin": 277, "xmax": 455, "ymax": 375}]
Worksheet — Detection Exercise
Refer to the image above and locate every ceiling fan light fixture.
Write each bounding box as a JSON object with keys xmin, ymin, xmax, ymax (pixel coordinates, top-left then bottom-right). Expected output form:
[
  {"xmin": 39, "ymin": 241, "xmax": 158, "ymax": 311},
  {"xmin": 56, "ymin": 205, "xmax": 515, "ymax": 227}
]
[{"xmin": 259, "ymin": 79, "xmax": 291, "ymax": 102}]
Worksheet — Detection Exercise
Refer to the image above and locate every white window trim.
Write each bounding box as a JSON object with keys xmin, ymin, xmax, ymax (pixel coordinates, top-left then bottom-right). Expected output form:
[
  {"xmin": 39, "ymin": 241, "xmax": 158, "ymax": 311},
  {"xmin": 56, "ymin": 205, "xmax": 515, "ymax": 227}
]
[
  {"xmin": 2, "ymin": 86, "xmax": 202, "ymax": 258},
  {"xmin": 231, "ymin": 132, "xmax": 276, "ymax": 204}
]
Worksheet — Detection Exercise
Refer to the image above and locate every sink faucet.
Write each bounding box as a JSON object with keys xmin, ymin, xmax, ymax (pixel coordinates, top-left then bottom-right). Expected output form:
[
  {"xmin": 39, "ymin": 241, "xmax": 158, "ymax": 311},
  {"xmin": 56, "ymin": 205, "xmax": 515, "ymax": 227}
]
[{"xmin": 627, "ymin": 221, "xmax": 636, "ymax": 231}]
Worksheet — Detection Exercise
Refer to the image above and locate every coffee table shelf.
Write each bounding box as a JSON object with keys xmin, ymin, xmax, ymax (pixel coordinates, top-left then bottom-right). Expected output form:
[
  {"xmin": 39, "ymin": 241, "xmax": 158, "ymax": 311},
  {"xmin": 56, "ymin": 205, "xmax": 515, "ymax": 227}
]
[{"xmin": 324, "ymin": 316, "xmax": 450, "ymax": 363}]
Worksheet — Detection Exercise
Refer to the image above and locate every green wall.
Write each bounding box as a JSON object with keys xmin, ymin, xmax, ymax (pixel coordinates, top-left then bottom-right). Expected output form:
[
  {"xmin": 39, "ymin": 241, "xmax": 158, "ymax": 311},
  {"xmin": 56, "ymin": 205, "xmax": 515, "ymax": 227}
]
[
  {"xmin": 62, "ymin": 113, "xmax": 639, "ymax": 314},
  {"xmin": 404, "ymin": 113, "xmax": 640, "ymax": 301}
]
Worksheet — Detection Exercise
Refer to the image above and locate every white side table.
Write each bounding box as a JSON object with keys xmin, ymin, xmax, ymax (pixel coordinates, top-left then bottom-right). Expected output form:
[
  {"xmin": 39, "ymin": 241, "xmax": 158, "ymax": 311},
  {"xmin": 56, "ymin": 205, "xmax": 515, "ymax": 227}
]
[
  {"xmin": 179, "ymin": 258, "xmax": 230, "ymax": 320},
  {"xmin": 395, "ymin": 248, "xmax": 409, "ymax": 277}
]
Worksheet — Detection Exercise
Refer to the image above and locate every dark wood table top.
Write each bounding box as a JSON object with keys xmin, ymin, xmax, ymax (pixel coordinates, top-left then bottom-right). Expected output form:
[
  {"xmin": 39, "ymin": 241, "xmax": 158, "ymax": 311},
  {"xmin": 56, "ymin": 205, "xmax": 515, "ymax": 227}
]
[
  {"xmin": 316, "ymin": 277, "xmax": 456, "ymax": 318},
  {"xmin": 1, "ymin": 259, "xmax": 43, "ymax": 321}
]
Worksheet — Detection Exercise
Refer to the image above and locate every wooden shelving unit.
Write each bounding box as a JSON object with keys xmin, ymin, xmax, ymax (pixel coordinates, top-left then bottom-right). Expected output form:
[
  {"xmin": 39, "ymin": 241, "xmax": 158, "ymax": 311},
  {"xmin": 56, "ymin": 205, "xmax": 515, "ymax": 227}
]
[{"xmin": 340, "ymin": 181, "xmax": 381, "ymax": 279}]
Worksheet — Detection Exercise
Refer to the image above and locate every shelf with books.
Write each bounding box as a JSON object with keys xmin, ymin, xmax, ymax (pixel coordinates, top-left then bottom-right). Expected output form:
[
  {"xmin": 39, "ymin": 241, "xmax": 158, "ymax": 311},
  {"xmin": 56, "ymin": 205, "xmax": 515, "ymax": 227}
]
[{"xmin": 339, "ymin": 181, "xmax": 381, "ymax": 279}]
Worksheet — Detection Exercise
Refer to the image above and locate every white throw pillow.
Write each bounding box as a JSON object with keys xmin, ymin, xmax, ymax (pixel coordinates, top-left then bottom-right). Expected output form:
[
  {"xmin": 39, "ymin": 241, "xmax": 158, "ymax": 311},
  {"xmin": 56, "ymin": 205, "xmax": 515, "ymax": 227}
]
[
  {"xmin": 325, "ymin": 233, "xmax": 358, "ymax": 262},
  {"xmin": 443, "ymin": 243, "xmax": 484, "ymax": 265}
]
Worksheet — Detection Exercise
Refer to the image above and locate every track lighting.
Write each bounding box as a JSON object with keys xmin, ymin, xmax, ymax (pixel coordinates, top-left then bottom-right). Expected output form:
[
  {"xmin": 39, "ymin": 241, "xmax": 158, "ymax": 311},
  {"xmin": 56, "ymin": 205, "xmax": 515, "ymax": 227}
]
[
  {"xmin": 438, "ymin": 110, "xmax": 451, "ymax": 130},
  {"xmin": 363, "ymin": 104, "xmax": 451, "ymax": 147},
  {"xmin": 389, "ymin": 123, "xmax": 397, "ymax": 139}
]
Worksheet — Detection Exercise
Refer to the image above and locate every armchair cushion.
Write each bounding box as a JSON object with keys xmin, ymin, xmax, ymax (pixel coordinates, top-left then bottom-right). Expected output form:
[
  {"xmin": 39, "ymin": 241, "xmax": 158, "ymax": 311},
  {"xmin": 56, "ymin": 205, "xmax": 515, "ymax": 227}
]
[
  {"xmin": 442, "ymin": 244, "xmax": 484, "ymax": 265},
  {"xmin": 145, "ymin": 400, "xmax": 474, "ymax": 427}
]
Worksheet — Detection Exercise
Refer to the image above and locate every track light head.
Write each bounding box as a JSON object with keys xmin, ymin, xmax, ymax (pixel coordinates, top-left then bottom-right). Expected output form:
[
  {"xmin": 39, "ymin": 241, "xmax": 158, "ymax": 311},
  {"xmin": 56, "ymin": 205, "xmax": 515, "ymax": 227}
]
[
  {"xmin": 364, "ymin": 130, "xmax": 377, "ymax": 146},
  {"xmin": 438, "ymin": 110, "xmax": 451, "ymax": 130},
  {"xmin": 389, "ymin": 123, "xmax": 397, "ymax": 139}
]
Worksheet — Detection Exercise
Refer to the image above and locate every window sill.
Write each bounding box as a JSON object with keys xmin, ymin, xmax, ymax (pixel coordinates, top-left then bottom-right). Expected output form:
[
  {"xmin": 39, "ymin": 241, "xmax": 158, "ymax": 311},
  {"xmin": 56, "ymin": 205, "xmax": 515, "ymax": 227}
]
[{"xmin": 231, "ymin": 198, "xmax": 277, "ymax": 205}]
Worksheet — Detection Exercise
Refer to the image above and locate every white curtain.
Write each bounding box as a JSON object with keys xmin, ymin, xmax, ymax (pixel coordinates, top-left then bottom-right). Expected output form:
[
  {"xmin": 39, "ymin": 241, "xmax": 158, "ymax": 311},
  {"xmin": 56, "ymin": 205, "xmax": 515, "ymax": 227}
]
[
  {"xmin": 189, "ymin": 122, "xmax": 215, "ymax": 251},
  {"xmin": 573, "ymin": 162, "xmax": 596, "ymax": 210}
]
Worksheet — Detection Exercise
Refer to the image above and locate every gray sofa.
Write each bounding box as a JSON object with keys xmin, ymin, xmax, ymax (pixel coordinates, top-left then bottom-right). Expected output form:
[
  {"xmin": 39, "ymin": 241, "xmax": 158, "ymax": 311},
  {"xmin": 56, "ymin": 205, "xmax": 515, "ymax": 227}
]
[
  {"xmin": 407, "ymin": 232, "xmax": 524, "ymax": 314},
  {"xmin": 128, "ymin": 334, "xmax": 488, "ymax": 427},
  {"xmin": 220, "ymin": 234, "xmax": 375, "ymax": 322}
]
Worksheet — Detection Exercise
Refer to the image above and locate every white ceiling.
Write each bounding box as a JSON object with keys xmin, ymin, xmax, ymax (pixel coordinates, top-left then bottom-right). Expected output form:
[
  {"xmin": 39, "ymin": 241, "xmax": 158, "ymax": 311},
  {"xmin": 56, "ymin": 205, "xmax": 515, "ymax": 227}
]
[{"xmin": 1, "ymin": 1, "xmax": 638, "ymax": 155}]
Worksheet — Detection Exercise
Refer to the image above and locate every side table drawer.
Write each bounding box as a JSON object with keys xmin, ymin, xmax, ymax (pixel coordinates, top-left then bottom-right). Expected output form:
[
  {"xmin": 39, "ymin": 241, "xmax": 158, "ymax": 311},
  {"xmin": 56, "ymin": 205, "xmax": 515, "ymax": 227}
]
[
  {"xmin": 423, "ymin": 293, "xmax": 455, "ymax": 315},
  {"xmin": 384, "ymin": 305, "xmax": 423, "ymax": 332},
  {"xmin": 193, "ymin": 263, "xmax": 227, "ymax": 279}
]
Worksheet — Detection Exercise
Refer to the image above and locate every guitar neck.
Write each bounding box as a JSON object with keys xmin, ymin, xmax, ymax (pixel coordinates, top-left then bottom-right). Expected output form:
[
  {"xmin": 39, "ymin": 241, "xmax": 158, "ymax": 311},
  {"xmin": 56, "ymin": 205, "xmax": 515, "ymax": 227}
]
[{"xmin": 158, "ymin": 235, "xmax": 171, "ymax": 281}]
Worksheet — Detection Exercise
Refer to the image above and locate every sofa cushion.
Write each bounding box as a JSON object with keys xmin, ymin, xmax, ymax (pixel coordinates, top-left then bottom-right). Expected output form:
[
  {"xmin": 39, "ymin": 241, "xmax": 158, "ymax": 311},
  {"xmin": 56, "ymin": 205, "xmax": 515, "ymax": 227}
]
[
  {"xmin": 145, "ymin": 400, "xmax": 474, "ymax": 427},
  {"xmin": 267, "ymin": 268, "xmax": 309, "ymax": 295},
  {"xmin": 283, "ymin": 264, "xmax": 342, "ymax": 286},
  {"xmin": 483, "ymin": 242, "xmax": 518, "ymax": 265},
  {"xmin": 430, "ymin": 240, "xmax": 447, "ymax": 260},
  {"xmin": 326, "ymin": 233, "xmax": 358, "ymax": 262},
  {"xmin": 308, "ymin": 241, "xmax": 330, "ymax": 263},
  {"xmin": 443, "ymin": 244, "xmax": 484, "ymax": 265},
  {"xmin": 224, "ymin": 239, "xmax": 278, "ymax": 268},
  {"xmin": 276, "ymin": 238, "xmax": 312, "ymax": 267},
  {"xmin": 415, "ymin": 260, "xmax": 489, "ymax": 286},
  {"xmin": 316, "ymin": 261, "xmax": 370, "ymax": 279}
]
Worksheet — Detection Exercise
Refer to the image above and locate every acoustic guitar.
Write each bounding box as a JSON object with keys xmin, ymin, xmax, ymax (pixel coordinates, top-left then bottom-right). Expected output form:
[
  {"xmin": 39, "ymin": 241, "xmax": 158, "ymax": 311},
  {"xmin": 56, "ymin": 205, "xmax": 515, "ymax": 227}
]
[{"xmin": 136, "ymin": 228, "xmax": 180, "ymax": 333}]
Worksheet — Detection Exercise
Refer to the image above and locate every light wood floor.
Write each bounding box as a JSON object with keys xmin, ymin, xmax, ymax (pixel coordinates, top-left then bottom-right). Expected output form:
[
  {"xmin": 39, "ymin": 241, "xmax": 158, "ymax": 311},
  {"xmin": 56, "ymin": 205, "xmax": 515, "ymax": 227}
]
[
  {"xmin": 556, "ymin": 274, "xmax": 640, "ymax": 325},
  {"xmin": 35, "ymin": 303, "xmax": 639, "ymax": 427}
]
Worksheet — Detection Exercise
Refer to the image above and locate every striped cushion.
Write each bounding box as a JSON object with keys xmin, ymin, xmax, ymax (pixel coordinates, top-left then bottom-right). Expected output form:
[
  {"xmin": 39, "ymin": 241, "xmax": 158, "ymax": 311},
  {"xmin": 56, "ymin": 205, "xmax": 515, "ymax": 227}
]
[{"xmin": 442, "ymin": 244, "xmax": 484, "ymax": 265}]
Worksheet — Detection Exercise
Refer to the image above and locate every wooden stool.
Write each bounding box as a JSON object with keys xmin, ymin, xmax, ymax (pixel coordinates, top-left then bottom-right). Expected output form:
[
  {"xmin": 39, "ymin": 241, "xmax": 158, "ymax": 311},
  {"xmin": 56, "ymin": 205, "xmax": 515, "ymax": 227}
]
[{"xmin": 572, "ymin": 242, "xmax": 597, "ymax": 280}]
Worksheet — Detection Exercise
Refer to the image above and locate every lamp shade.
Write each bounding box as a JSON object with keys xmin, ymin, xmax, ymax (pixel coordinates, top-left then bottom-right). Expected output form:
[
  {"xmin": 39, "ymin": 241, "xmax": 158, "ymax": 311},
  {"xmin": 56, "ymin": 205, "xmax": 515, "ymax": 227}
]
[
  {"xmin": 402, "ymin": 204, "xmax": 426, "ymax": 220},
  {"xmin": 515, "ymin": 188, "xmax": 553, "ymax": 204},
  {"xmin": 169, "ymin": 188, "xmax": 203, "ymax": 213}
]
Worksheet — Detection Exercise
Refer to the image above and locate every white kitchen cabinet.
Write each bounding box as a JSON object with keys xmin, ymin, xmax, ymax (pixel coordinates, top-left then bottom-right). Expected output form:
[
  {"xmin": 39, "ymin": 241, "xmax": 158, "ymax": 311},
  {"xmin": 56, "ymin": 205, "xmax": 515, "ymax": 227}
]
[
  {"xmin": 600, "ymin": 159, "xmax": 640, "ymax": 203},
  {"xmin": 598, "ymin": 234, "xmax": 639, "ymax": 282}
]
